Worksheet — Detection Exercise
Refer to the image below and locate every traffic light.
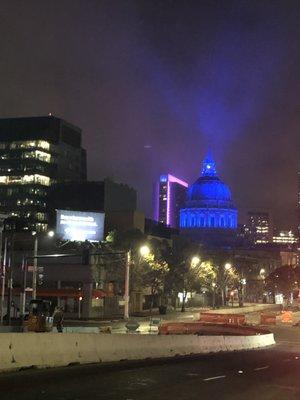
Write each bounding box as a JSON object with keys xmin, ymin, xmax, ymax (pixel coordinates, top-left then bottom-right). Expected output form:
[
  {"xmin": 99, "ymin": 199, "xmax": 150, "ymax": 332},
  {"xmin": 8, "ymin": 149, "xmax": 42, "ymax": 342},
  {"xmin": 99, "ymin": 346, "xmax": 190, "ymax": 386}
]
[{"xmin": 37, "ymin": 266, "xmax": 44, "ymax": 286}]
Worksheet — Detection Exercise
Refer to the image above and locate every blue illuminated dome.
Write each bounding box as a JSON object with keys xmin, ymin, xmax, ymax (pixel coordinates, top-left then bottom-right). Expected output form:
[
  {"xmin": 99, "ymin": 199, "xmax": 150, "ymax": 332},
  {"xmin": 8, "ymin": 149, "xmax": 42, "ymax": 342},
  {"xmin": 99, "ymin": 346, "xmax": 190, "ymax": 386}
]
[{"xmin": 180, "ymin": 156, "xmax": 237, "ymax": 230}]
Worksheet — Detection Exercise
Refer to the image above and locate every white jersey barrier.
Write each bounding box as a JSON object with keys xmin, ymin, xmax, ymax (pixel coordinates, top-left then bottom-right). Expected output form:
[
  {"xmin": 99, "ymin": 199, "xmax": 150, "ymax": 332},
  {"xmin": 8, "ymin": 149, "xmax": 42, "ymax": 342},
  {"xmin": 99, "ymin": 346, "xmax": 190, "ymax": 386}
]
[{"xmin": 0, "ymin": 332, "xmax": 275, "ymax": 372}]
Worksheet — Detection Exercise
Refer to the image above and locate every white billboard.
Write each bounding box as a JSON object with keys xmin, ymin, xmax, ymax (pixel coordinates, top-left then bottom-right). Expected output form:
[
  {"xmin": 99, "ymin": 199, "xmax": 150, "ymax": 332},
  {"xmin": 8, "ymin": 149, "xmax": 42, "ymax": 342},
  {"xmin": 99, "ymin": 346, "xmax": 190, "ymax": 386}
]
[{"xmin": 56, "ymin": 210, "xmax": 105, "ymax": 242}]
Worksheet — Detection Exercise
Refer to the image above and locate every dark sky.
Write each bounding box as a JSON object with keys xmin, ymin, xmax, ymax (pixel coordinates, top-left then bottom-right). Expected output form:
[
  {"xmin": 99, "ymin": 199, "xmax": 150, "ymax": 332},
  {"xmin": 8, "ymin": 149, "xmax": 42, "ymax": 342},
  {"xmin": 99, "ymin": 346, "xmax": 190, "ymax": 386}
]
[{"xmin": 0, "ymin": 0, "xmax": 299, "ymax": 229}]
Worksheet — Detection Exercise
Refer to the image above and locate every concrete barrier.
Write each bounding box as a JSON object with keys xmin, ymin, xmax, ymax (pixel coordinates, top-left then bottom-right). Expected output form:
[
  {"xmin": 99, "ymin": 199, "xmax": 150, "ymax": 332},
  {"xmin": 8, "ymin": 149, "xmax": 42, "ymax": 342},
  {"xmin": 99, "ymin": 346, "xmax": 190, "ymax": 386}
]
[
  {"xmin": 0, "ymin": 331, "xmax": 275, "ymax": 373},
  {"xmin": 61, "ymin": 327, "xmax": 100, "ymax": 333}
]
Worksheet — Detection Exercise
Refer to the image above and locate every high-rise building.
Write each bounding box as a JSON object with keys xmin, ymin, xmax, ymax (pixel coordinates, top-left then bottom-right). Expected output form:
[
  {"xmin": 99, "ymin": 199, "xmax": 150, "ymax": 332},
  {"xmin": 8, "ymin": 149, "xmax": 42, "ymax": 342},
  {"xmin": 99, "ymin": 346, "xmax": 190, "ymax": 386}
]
[
  {"xmin": 0, "ymin": 116, "xmax": 86, "ymax": 232},
  {"xmin": 154, "ymin": 174, "xmax": 188, "ymax": 229},
  {"xmin": 247, "ymin": 211, "xmax": 271, "ymax": 244}
]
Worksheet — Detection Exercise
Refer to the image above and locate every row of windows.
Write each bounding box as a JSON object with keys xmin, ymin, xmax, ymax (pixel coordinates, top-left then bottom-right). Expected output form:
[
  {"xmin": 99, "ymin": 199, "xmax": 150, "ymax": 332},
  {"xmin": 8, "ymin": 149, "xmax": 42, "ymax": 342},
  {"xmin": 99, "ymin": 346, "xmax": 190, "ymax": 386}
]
[
  {"xmin": 16, "ymin": 198, "xmax": 47, "ymax": 207},
  {"xmin": 0, "ymin": 150, "xmax": 53, "ymax": 163},
  {"xmin": 0, "ymin": 174, "xmax": 50, "ymax": 186},
  {"xmin": 180, "ymin": 212, "xmax": 237, "ymax": 229},
  {"xmin": 0, "ymin": 140, "xmax": 51, "ymax": 151},
  {"xmin": 0, "ymin": 186, "xmax": 47, "ymax": 196},
  {"xmin": 9, "ymin": 211, "xmax": 47, "ymax": 221}
]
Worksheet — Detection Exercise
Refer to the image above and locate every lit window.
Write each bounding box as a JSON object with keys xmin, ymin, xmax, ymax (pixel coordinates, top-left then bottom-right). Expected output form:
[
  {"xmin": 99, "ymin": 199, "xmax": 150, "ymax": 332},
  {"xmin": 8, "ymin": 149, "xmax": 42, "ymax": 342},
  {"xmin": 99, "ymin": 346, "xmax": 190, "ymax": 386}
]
[
  {"xmin": 10, "ymin": 140, "xmax": 50, "ymax": 151},
  {"xmin": 0, "ymin": 174, "xmax": 50, "ymax": 186}
]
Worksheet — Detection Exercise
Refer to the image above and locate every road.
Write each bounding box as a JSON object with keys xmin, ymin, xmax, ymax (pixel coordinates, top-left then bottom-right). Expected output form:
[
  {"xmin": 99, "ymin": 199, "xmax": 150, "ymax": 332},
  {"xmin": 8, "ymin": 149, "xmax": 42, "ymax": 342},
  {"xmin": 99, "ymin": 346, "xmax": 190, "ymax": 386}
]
[{"xmin": 1, "ymin": 325, "xmax": 300, "ymax": 400}]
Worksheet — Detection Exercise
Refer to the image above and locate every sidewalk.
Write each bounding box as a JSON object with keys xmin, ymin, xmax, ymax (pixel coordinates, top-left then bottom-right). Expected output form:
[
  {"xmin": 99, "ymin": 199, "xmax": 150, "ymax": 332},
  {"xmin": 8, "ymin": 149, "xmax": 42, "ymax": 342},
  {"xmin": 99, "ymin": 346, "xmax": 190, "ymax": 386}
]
[{"xmin": 65, "ymin": 303, "xmax": 280, "ymax": 330}]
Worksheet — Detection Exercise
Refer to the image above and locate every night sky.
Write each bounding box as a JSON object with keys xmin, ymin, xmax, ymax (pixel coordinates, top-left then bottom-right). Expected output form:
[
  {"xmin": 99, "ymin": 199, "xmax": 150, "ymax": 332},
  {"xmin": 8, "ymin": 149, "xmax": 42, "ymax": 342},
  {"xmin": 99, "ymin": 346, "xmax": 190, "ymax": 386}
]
[{"xmin": 0, "ymin": 0, "xmax": 299, "ymax": 229}]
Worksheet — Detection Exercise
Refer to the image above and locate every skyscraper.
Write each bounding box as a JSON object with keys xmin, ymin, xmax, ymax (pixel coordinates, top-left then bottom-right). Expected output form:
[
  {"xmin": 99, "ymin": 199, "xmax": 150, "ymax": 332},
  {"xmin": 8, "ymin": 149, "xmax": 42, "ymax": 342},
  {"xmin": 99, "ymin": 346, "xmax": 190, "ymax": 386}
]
[
  {"xmin": 0, "ymin": 116, "xmax": 86, "ymax": 232},
  {"xmin": 154, "ymin": 174, "xmax": 188, "ymax": 229}
]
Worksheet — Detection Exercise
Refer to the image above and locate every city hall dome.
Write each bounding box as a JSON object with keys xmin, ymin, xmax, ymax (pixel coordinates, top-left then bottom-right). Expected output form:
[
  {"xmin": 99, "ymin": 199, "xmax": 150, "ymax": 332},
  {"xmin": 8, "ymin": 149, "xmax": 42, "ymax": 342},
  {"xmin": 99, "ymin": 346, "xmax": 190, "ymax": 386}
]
[{"xmin": 180, "ymin": 156, "xmax": 237, "ymax": 230}]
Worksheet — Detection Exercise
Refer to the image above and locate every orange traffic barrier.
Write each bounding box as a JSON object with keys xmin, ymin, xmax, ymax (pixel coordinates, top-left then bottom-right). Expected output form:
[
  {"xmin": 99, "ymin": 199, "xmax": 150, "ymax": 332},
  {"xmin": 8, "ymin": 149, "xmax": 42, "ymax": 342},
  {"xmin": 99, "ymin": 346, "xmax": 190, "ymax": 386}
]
[
  {"xmin": 281, "ymin": 311, "xmax": 293, "ymax": 323},
  {"xmin": 260, "ymin": 313, "xmax": 276, "ymax": 325},
  {"xmin": 158, "ymin": 321, "xmax": 270, "ymax": 335},
  {"xmin": 158, "ymin": 322, "xmax": 206, "ymax": 335},
  {"xmin": 199, "ymin": 312, "xmax": 245, "ymax": 326}
]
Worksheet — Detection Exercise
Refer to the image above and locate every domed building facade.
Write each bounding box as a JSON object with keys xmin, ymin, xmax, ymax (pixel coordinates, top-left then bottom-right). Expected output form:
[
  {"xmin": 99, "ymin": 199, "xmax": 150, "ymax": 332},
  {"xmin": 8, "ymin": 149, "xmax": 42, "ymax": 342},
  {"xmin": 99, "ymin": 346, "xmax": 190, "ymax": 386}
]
[{"xmin": 180, "ymin": 156, "xmax": 237, "ymax": 245}]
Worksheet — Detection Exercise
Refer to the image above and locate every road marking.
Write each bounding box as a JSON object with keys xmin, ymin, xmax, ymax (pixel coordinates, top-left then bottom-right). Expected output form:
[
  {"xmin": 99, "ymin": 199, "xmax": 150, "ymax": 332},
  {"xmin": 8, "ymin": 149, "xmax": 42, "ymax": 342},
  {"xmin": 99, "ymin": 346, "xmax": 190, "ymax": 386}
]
[
  {"xmin": 186, "ymin": 373, "xmax": 198, "ymax": 377},
  {"xmin": 203, "ymin": 375, "xmax": 226, "ymax": 381},
  {"xmin": 254, "ymin": 366, "xmax": 269, "ymax": 371},
  {"xmin": 283, "ymin": 359, "xmax": 291, "ymax": 362}
]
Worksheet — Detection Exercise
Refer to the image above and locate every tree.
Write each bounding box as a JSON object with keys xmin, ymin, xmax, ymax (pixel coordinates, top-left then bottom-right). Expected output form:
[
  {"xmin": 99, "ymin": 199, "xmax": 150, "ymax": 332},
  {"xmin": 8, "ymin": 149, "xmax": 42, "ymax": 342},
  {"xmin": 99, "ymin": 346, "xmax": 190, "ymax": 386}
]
[
  {"xmin": 203, "ymin": 250, "xmax": 240, "ymax": 306},
  {"xmin": 164, "ymin": 237, "xmax": 202, "ymax": 311},
  {"xmin": 138, "ymin": 253, "xmax": 169, "ymax": 314},
  {"xmin": 266, "ymin": 265, "xmax": 297, "ymax": 305}
]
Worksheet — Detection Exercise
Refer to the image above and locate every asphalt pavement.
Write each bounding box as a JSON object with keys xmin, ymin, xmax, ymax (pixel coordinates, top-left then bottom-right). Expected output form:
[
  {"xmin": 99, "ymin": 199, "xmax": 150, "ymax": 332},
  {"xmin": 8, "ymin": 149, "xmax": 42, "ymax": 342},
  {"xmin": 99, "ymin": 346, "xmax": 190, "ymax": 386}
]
[{"xmin": 1, "ymin": 325, "xmax": 300, "ymax": 400}]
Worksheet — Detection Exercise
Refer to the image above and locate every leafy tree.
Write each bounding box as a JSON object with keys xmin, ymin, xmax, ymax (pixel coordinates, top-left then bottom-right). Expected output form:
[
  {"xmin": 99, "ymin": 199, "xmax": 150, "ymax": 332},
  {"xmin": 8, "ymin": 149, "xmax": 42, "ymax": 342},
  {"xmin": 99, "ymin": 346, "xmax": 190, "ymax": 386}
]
[
  {"xmin": 138, "ymin": 253, "xmax": 169, "ymax": 313},
  {"xmin": 266, "ymin": 265, "xmax": 297, "ymax": 302}
]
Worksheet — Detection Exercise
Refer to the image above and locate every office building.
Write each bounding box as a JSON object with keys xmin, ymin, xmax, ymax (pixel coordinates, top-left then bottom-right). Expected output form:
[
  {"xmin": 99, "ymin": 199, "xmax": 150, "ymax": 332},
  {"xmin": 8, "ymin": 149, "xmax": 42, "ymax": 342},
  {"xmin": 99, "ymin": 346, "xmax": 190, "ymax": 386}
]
[
  {"xmin": 48, "ymin": 178, "xmax": 140, "ymax": 233},
  {"xmin": 154, "ymin": 174, "xmax": 188, "ymax": 229},
  {"xmin": 273, "ymin": 230, "xmax": 298, "ymax": 244},
  {"xmin": 247, "ymin": 211, "xmax": 271, "ymax": 244},
  {"xmin": 0, "ymin": 116, "xmax": 86, "ymax": 232}
]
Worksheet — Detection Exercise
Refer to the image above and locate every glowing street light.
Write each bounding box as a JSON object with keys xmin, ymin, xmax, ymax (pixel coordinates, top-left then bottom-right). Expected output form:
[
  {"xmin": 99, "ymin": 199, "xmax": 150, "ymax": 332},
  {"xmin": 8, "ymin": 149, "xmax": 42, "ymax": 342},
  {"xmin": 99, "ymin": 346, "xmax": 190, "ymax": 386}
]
[
  {"xmin": 139, "ymin": 245, "xmax": 150, "ymax": 257},
  {"xmin": 260, "ymin": 268, "xmax": 266, "ymax": 275},
  {"xmin": 191, "ymin": 256, "xmax": 200, "ymax": 267},
  {"xmin": 48, "ymin": 230, "xmax": 55, "ymax": 238},
  {"xmin": 225, "ymin": 263, "xmax": 232, "ymax": 271}
]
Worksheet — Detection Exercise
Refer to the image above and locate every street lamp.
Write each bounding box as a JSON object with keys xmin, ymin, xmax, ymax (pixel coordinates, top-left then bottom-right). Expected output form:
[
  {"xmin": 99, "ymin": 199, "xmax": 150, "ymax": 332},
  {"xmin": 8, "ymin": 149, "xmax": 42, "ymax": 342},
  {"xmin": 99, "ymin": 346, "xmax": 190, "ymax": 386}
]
[
  {"xmin": 124, "ymin": 244, "xmax": 150, "ymax": 320},
  {"xmin": 191, "ymin": 256, "xmax": 200, "ymax": 268},
  {"xmin": 212, "ymin": 282, "xmax": 216, "ymax": 309},
  {"xmin": 0, "ymin": 214, "xmax": 8, "ymax": 325},
  {"xmin": 139, "ymin": 245, "xmax": 150, "ymax": 257},
  {"xmin": 225, "ymin": 263, "xmax": 232, "ymax": 271},
  {"xmin": 31, "ymin": 230, "xmax": 55, "ymax": 300}
]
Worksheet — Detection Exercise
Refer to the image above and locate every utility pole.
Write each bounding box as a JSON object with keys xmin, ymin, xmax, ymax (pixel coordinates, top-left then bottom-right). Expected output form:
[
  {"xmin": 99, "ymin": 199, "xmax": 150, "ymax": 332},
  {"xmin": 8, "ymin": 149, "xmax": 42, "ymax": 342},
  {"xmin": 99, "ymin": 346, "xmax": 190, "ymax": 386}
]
[
  {"xmin": 124, "ymin": 250, "xmax": 131, "ymax": 320},
  {"xmin": 20, "ymin": 256, "xmax": 27, "ymax": 316},
  {"xmin": 0, "ymin": 237, "xmax": 8, "ymax": 324},
  {"xmin": 7, "ymin": 244, "xmax": 13, "ymax": 326},
  {"xmin": 32, "ymin": 235, "xmax": 38, "ymax": 300},
  {"xmin": 0, "ymin": 214, "xmax": 8, "ymax": 324}
]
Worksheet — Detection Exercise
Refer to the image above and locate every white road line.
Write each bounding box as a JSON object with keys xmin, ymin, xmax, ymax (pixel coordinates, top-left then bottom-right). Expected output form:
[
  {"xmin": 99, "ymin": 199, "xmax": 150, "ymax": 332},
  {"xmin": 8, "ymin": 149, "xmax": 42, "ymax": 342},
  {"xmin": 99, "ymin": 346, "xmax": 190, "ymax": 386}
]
[
  {"xmin": 254, "ymin": 366, "xmax": 269, "ymax": 371},
  {"xmin": 283, "ymin": 359, "xmax": 291, "ymax": 362},
  {"xmin": 203, "ymin": 375, "xmax": 226, "ymax": 381}
]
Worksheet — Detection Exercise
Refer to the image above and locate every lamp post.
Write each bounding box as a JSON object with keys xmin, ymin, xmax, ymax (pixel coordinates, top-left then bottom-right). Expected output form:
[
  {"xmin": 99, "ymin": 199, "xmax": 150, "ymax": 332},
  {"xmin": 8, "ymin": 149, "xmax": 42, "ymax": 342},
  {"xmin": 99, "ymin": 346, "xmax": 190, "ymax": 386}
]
[
  {"xmin": 124, "ymin": 244, "xmax": 150, "ymax": 320},
  {"xmin": 0, "ymin": 214, "xmax": 8, "ymax": 324},
  {"xmin": 0, "ymin": 237, "xmax": 8, "ymax": 324},
  {"xmin": 212, "ymin": 282, "xmax": 216, "ymax": 309},
  {"xmin": 32, "ymin": 230, "xmax": 54, "ymax": 300},
  {"xmin": 124, "ymin": 250, "xmax": 131, "ymax": 320}
]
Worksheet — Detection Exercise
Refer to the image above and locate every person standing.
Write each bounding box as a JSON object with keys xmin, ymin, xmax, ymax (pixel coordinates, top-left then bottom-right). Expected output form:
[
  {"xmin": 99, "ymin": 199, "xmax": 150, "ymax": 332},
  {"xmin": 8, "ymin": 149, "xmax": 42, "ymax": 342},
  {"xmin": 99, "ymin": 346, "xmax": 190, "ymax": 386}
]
[{"xmin": 53, "ymin": 306, "xmax": 64, "ymax": 333}]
